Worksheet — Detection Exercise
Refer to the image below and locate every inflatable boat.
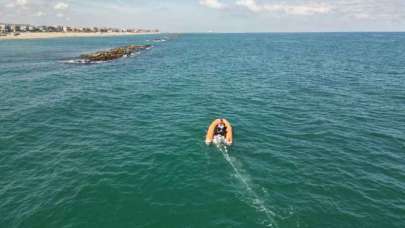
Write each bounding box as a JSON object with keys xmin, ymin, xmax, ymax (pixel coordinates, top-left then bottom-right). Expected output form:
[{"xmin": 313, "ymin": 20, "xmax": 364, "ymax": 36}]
[{"xmin": 205, "ymin": 119, "xmax": 233, "ymax": 146}]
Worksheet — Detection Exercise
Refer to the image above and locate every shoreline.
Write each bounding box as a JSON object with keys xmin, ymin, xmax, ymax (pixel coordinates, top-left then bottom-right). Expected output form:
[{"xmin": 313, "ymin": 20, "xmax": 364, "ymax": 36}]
[{"xmin": 0, "ymin": 32, "xmax": 159, "ymax": 40}]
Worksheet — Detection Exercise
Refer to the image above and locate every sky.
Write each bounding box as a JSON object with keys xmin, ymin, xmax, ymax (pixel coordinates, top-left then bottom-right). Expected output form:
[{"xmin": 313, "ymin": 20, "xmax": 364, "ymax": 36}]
[{"xmin": 1, "ymin": 0, "xmax": 405, "ymax": 32}]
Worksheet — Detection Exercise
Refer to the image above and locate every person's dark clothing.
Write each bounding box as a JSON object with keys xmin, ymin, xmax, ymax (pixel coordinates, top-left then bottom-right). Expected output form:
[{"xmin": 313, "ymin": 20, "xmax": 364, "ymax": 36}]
[{"xmin": 214, "ymin": 124, "xmax": 227, "ymax": 136}]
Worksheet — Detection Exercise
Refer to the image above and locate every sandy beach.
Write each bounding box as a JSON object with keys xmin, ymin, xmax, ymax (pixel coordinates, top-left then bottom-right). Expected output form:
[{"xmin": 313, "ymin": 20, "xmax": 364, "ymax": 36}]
[{"xmin": 0, "ymin": 32, "xmax": 158, "ymax": 40}]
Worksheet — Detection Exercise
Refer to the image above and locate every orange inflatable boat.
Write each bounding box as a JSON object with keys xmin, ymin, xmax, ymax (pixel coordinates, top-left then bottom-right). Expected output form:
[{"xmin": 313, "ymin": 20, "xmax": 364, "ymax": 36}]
[{"xmin": 205, "ymin": 118, "xmax": 233, "ymax": 146}]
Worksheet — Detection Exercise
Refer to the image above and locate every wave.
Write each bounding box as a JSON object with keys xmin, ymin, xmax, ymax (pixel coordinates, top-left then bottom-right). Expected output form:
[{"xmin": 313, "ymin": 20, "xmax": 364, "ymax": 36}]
[{"xmin": 60, "ymin": 59, "xmax": 107, "ymax": 65}]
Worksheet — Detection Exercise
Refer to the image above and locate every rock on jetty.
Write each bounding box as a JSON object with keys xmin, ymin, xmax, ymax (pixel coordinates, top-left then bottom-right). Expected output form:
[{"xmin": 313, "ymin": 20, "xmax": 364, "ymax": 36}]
[{"xmin": 80, "ymin": 45, "xmax": 151, "ymax": 62}]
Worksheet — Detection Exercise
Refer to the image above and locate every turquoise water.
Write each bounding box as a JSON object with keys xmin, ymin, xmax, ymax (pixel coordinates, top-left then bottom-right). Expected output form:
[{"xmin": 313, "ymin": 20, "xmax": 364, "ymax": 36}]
[{"xmin": 1, "ymin": 33, "xmax": 405, "ymax": 228}]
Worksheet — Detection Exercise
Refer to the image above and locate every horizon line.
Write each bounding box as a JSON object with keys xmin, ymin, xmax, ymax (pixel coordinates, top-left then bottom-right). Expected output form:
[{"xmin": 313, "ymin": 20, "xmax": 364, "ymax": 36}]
[{"xmin": 170, "ymin": 31, "xmax": 405, "ymax": 34}]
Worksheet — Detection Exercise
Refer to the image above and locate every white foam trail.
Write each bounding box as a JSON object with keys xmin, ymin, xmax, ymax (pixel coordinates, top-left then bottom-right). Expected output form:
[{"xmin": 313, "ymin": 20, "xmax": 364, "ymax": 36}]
[{"xmin": 216, "ymin": 144, "xmax": 278, "ymax": 227}]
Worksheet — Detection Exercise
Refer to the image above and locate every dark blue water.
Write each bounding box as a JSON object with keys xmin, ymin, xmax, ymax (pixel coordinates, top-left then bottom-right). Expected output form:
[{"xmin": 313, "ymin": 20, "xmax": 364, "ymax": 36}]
[{"xmin": 1, "ymin": 33, "xmax": 405, "ymax": 228}]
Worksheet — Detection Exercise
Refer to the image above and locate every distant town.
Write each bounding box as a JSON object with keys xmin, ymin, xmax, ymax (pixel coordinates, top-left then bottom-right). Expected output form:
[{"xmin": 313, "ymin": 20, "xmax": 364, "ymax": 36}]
[{"xmin": 0, "ymin": 22, "xmax": 159, "ymax": 36}]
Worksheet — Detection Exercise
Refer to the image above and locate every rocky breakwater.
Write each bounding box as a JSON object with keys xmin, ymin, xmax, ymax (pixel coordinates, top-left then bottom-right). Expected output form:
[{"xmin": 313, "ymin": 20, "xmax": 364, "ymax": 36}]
[{"xmin": 80, "ymin": 45, "xmax": 151, "ymax": 62}]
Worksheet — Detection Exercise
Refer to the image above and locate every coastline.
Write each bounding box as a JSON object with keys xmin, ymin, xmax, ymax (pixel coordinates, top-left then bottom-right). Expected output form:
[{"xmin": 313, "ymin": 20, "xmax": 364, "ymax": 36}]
[{"xmin": 0, "ymin": 32, "xmax": 159, "ymax": 40}]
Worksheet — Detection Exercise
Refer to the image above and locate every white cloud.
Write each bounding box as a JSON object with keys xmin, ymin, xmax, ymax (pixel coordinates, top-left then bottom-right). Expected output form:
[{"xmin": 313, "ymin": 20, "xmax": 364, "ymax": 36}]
[
  {"xmin": 200, "ymin": 0, "xmax": 226, "ymax": 9},
  {"xmin": 35, "ymin": 11, "xmax": 45, "ymax": 17},
  {"xmin": 6, "ymin": 0, "xmax": 28, "ymax": 8},
  {"xmin": 56, "ymin": 12, "xmax": 64, "ymax": 17},
  {"xmin": 5, "ymin": 2, "xmax": 15, "ymax": 8},
  {"xmin": 236, "ymin": 0, "xmax": 333, "ymax": 15},
  {"xmin": 16, "ymin": 0, "xmax": 28, "ymax": 6},
  {"xmin": 354, "ymin": 13, "xmax": 370, "ymax": 19},
  {"xmin": 333, "ymin": 0, "xmax": 405, "ymax": 21},
  {"xmin": 235, "ymin": 0, "xmax": 261, "ymax": 12},
  {"xmin": 264, "ymin": 3, "xmax": 332, "ymax": 15},
  {"xmin": 54, "ymin": 2, "xmax": 69, "ymax": 10}
]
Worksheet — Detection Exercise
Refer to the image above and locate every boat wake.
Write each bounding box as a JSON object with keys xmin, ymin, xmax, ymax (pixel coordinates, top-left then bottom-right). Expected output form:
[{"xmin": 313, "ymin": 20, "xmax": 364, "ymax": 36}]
[{"xmin": 215, "ymin": 144, "xmax": 278, "ymax": 227}]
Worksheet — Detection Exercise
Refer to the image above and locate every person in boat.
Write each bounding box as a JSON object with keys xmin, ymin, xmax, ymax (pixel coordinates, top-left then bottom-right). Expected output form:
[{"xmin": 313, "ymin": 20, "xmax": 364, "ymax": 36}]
[{"xmin": 214, "ymin": 119, "xmax": 227, "ymax": 137}]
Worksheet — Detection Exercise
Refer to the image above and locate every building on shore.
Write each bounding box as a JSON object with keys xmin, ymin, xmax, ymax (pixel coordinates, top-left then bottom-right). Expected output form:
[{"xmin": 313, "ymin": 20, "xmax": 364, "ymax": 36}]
[
  {"xmin": 0, "ymin": 22, "xmax": 159, "ymax": 34},
  {"xmin": 9, "ymin": 25, "xmax": 17, "ymax": 32},
  {"xmin": 19, "ymin": 25, "xmax": 28, "ymax": 32},
  {"xmin": 0, "ymin": 23, "xmax": 33, "ymax": 33},
  {"xmin": 0, "ymin": 24, "xmax": 6, "ymax": 33}
]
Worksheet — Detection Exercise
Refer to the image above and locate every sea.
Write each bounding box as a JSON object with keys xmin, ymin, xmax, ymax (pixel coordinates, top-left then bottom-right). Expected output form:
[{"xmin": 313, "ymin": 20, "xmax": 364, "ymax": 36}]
[{"xmin": 1, "ymin": 33, "xmax": 405, "ymax": 228}]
